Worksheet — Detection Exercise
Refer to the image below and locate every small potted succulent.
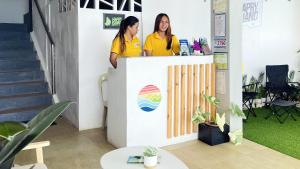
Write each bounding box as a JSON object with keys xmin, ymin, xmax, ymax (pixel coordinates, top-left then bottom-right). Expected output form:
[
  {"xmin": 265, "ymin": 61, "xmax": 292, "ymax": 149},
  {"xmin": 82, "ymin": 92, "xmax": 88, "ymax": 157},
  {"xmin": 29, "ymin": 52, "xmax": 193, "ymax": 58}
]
[
  {"xmin": 192, "ymin": 95, "xmax": 246, "ymax": 146},
  {"xmin": 143, "ymin": 146, "xmax": 158, "ymax": 168}
]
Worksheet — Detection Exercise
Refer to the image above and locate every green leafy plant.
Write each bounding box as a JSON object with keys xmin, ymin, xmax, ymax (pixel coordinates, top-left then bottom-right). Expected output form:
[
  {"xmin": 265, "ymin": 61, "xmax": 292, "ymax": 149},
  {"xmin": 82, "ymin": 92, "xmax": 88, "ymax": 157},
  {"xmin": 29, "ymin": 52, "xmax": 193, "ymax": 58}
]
[
  {"xmin": 288, "ymin": 70, "xmax": 295, "ymax": 82},
  {"xmin": 0, "ymin": 101, "xmax": 73, "ymax": 167},
  {"xmin": 230, "ymin": 103, "xmax": 246, "ymax": 119},
  {"xmin": 0, "ymin": 122, "xmax": 27, "ymax": 141},
  {"xmin": 257, "ymin": 72, "xmax": 264, "ymax": 84},
  {"xmin": 242, "ymin": 74, "xmax": 247, "ymax": 86},
  {"xmin": 192, "ymin": 95, "xmax": 246, "ymax": 132},
  {"xmin": 143, "ymin": 146, "xmax": 158, "ymax": 157}
]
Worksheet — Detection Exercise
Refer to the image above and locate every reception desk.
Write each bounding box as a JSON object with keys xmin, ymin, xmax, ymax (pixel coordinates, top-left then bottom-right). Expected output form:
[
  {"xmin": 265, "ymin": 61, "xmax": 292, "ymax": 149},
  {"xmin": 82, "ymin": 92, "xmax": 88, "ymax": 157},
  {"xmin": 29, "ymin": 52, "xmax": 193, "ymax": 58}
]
[{"xmin": 107, "ymin": 56, "xmax": 215, "ymax": 148}]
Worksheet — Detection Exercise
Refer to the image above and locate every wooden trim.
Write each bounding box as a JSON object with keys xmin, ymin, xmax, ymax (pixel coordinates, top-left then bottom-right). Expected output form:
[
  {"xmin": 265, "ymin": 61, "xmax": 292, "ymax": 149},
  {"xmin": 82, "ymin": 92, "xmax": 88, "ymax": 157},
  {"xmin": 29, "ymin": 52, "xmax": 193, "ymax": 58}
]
[
  {"xmin": 23, "ymin": 141, "xmax": 50, "ymax": 150},
  {"xmin": 167, "ymin": 66, "xmax": 173, "ymax": 139},
  {"xmin": 180, "ymin": 65, "xmax": 186, "ymax": 135},
  {"xmin": 193, "ymin": 65, "xmax": 199, "ymax": 133},
  {"xmin": 186, "ymin": 65, "xmax": 193, "ymax": 134},
  {"xmin": 174, "ymin": 66, "xmax": 180, "ymax": 137},
  {"xmin": 210, "ymin": 64, "xmax": 216, "ymax": 121},
  {"xmin": 199, "ymin": 64, "xmax": 205, "ymax": 111},
  {"xmin": 205, "ymin": 64, "xmax": 210, "ymax": 118},
  {"xmin": 22, "ymin": 141, "xmax": 50, "ymax": 164}
]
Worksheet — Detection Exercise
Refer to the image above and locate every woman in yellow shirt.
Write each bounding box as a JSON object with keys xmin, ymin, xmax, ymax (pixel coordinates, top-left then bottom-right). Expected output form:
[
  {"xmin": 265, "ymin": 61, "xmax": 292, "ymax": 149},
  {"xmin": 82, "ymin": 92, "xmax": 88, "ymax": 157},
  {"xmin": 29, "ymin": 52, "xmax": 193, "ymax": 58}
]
[
  {"xmin": 144, "ymin": 13, "xmax": 180, "ymax": 56},
  {"xmin": 110, "ymin": 16, "xmax": 141, "ymax": 68}
]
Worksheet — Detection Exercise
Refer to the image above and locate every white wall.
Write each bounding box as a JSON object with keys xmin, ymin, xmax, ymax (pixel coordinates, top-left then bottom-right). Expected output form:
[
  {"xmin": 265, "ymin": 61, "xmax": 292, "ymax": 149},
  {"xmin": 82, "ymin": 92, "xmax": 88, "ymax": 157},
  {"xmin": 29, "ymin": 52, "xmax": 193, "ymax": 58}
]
[
  {"xmin": 50, "ymin": 1, "xmax": 79, "ymax": 128},
  {"xmin": 0, "ymin": 0, "xmax": 29, "ymax": 23},
  {"xmin": 242, "ymin": 0, "xmax": 300, "ymax": 82},
  {"xmin": 142, "ymin": 0, "xmax": 211, "ymax": 45},
  {"xmin": 32, "ymin": 0, "xmax": 79, "ymax": 128},
  {"xmin": 78, "ymin": 3, "xmax": 142, "ymax": 130}
]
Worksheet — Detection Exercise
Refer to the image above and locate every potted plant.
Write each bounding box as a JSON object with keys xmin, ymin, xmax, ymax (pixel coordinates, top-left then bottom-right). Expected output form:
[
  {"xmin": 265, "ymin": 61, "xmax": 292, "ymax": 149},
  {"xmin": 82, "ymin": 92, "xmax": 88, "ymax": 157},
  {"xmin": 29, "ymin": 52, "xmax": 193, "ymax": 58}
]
[
  {"xmin": 143, "ymin": 146, "xmax": 158, "ymax": 168},
  {"xmin": 228, "ymin": 104, "xmax": 246, "ymax": 145},
  {"xmin": 192, "ymin": 95, "xmax": 246, "ymax": 146},
  {"xmin": 0, "ymin": 101, "xmax": 72, "ymax": 169}
]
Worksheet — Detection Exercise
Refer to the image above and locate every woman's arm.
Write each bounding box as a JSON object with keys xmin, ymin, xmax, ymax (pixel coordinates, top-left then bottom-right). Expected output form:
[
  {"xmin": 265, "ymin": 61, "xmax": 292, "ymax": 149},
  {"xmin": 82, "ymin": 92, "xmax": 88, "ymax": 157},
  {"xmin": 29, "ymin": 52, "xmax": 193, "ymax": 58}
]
[
  {"xmin": 172, "ymin": 35, "xmax": 180, "ymax": 55},
  {"xmin": 110, "ymin": 52, "xmax": 118, "ymax": 68}
]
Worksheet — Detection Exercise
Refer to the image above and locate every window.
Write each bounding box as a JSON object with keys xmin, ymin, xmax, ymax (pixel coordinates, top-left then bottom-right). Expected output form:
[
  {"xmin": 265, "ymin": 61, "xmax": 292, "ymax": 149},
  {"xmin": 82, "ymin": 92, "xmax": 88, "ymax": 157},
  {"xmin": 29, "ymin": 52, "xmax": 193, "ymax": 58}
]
[
  {"xmin": 80, "ymin": 0, "xmax": 95, "ymax": 9},
  {"xmin": 117, "ymin": 0, "xmax": 130, "ymax": 11},
  {"xmin": 100, "ymin": 0, "xmax": 113, "ymax": 10}
]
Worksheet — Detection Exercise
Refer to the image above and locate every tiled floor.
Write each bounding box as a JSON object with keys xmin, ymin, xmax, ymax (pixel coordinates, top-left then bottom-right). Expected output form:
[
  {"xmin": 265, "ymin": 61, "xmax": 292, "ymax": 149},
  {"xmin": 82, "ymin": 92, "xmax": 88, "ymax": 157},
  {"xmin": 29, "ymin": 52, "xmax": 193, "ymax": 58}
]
[{"xmin": 15, "ymin": 118, "xmax": 300, "ymax": 169}]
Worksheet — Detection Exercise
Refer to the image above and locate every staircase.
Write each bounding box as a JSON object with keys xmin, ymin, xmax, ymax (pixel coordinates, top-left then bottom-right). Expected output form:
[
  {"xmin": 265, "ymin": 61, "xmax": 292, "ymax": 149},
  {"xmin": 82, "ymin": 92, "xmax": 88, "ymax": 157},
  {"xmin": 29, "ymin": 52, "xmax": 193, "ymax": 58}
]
[{"xmin": 0, "ymin": 23, "xmax": 53, "ymax": 122}]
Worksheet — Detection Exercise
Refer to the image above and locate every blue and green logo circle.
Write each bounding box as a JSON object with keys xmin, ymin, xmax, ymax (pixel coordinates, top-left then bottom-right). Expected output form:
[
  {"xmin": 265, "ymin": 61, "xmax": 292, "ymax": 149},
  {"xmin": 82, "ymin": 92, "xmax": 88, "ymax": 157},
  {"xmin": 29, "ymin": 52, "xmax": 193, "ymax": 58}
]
[{"xmin": 138, "ymin": 85, "xmax": 161, "ymax": 112}]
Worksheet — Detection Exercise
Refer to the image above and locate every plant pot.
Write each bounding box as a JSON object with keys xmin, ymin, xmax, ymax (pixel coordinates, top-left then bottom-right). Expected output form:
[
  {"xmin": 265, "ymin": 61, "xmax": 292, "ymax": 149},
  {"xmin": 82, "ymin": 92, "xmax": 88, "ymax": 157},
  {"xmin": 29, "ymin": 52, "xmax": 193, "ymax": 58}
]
[
  {"xmin": 198, "ymin": 123, "xmax": 229, "ymax": 146},
  {"xmin": 144, "ymin": 155, "xmax": 157, "ymax": 168},
  {"xmin": 0, "ymin": 157, "xmax": 14, "ymax": 169}
]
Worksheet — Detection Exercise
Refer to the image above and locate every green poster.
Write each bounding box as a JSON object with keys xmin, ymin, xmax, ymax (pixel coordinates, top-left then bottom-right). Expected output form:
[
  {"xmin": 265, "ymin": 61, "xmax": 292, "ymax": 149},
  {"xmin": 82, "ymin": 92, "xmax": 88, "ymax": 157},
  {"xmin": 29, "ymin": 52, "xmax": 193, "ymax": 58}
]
[
  {"xmin": 103, "ymin": 13, "xmax": 125, "ymax": 29},
  {"xmin": 214, "ymin": 53, "xmax": 228, "ymax": 70}
]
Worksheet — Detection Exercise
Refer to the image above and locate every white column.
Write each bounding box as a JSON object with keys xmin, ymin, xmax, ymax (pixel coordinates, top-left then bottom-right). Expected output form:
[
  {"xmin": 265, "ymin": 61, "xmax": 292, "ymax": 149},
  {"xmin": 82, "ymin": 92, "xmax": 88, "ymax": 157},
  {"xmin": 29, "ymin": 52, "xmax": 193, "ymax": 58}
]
[{"xmin": 228, "ymin": 0, "xmax": 243, "ymax": 131}]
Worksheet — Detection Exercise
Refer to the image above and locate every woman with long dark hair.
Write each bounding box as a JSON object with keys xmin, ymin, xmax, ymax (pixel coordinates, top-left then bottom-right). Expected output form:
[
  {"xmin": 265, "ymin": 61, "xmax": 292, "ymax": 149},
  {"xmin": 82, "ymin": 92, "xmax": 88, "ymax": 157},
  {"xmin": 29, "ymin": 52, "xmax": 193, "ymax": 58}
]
[
  {"xmin": 144, "ymin": 13, "xmax": 180, "ymax": 56},
  {"xmin": 110, "ymin": 16, "xmax": 141, "ymax": 68}
]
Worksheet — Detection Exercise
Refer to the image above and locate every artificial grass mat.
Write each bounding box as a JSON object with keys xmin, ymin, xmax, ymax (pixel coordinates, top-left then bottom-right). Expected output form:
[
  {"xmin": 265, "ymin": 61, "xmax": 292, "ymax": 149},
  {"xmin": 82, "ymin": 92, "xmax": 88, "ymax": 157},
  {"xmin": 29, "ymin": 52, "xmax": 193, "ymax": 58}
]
[{"xmin": 243, "ymin": 107, "xmax": 300, "ymax": 160}]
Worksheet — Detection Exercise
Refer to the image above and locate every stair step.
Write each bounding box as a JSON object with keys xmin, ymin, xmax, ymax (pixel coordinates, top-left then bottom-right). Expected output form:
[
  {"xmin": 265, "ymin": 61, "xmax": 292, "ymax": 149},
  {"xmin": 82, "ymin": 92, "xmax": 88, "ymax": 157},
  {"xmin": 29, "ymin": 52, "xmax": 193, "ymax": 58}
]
[
  {"xmin": 0, "ymin": 60, "xmax": 40, "ymax": 72},
  {"xmin": 0, "ymin": 51, "xmax": 36, "ymax": 60},
  {"xmin": 0, "ymin": 70, "xmax": 44, "ymax": 84},
  {"xmin": 0, "ymin": 31, "xmax": 29, "ymax": 41},
  {"xmin": 0, "ymin": 81, "xmax": 48, "ymax": 97},
  {"xmin": 0, "ymin": 40, "xmax": 33, "ymax": 50},
  {"xmin": 0, "ymin": 23, "xmax": 28, "ymax": 32},
  {"xmin": 0, "ymin": 105, "xmax": 51, "ymax": 122},
  {"xmin": 0, "ymin": 93, "xmax": 52, "ymax": 112}
]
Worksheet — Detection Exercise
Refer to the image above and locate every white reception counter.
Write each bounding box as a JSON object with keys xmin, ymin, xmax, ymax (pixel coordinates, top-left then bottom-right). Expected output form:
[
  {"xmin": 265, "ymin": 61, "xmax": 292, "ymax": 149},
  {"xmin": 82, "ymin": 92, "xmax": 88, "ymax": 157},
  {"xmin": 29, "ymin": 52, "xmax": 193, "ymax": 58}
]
[{"xmin": 107, "ymin": 56, "xmax": 215, "ymax": 148}]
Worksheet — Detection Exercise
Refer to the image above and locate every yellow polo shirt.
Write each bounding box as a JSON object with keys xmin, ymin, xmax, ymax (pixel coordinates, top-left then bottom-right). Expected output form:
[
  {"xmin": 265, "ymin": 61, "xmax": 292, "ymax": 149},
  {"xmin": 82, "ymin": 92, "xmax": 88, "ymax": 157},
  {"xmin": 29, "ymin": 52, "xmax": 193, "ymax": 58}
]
[
  {"xmin": 144, "ymin": 32, "xmax": 180, "ymax": 56},
  {"xmin": 111, "ymin": 35, "xmax": 141, "ymax": 58}
]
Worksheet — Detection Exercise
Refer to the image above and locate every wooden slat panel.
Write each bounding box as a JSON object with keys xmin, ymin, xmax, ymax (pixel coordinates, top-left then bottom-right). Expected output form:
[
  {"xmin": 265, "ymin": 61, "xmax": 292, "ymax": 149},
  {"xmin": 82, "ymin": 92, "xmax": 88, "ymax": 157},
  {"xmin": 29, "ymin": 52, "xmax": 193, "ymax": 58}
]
[
  {"xmin": 167, "ymin": 66, "xmax": 173, "ymax": 139},
  {"xmin": 210, "ymin": 64, "xmax": 216, "ymax": 121},
  {"xmin": 186, "ymin": 65, "xmax": 193, "ymax": 134},
  {"xmin": 180, "ymin": 65, "xmax": 186, "ymax": 135},
  {"xmin": 193, "ymin": 65, "xmax": 199, "ymax": 133},
  {"xmin": 199, "ymin": 64, "xmax": 205, "ymax": 111},
  {"xmin": 174, "ymin": 65, "xmax": 180, "ymax": 137},
  {"xmin": 205, "ymin": 64, "xmax": 210, "ymax": 118}
]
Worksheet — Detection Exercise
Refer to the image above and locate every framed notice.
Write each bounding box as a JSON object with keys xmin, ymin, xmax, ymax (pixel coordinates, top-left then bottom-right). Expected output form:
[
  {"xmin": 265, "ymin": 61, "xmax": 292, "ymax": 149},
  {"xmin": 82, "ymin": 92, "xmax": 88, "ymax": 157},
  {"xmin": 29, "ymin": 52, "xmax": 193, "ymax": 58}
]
[
  {"xmin": 214, "ymin": 13, "xmax": 226, "ymax": 38},
  {"xmin": 214, "ymin": 53, "xmax": 228, "ymax": 70},
  {"xmin": 103, "ymin": 13, "xmax": 125, "ymax": 29}
]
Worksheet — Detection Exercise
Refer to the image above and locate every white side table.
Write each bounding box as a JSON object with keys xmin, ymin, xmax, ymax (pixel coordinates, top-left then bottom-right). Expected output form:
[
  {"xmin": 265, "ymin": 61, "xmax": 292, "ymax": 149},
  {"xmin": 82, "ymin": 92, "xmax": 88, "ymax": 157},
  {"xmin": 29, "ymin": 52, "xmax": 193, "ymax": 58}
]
[{"xmin": 100, "ymin": 147, "xmax": 189, "ymax": 169}]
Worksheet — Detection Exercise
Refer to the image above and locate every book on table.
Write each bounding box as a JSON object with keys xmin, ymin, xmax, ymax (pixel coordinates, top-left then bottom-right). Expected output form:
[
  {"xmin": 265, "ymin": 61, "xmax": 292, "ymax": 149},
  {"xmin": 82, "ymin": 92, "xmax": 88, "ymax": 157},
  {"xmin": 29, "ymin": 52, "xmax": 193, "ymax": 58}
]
[{"xmin": 127, "ymin": 156, "xmax": 161, "ymax": 164}]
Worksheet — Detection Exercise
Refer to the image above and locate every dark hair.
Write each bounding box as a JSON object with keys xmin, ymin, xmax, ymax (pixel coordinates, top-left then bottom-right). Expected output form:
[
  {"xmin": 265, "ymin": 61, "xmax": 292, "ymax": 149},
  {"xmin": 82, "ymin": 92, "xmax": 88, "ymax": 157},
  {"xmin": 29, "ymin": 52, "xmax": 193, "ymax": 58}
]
[
  {"xmin": 115, "ymin": 16, "xmax": 139, "ymax": 53},
  {"xmin": 153, "ymin": 13, "xmax": 173, "ymax": 50}
]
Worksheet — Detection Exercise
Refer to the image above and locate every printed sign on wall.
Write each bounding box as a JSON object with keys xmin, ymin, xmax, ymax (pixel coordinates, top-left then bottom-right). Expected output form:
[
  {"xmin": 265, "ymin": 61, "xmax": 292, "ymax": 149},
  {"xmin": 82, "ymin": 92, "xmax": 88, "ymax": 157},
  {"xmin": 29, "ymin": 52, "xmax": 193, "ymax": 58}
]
[
  {"xmin": 243, "ymin": 0, "xmax": 263, "ymax": 27},
  {"xmin": 214, "ymin": 39, "xmax": 226, "ymax": 49},
  {"xmin": 137, "ymin": 85, "xmax": 161, "ymax": 112},
  {"xmin": 103, "ymin": 13, "xmax": 125, "ymax": 29}
]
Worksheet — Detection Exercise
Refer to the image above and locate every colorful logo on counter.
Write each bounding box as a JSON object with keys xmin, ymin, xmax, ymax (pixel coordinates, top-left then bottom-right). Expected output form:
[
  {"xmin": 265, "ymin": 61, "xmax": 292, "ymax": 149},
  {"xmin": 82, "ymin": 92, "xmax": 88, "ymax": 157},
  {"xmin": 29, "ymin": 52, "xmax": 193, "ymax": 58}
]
[{"xmin": 138, "ymin": 85, "xmax": 161, "ymax": 112}]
